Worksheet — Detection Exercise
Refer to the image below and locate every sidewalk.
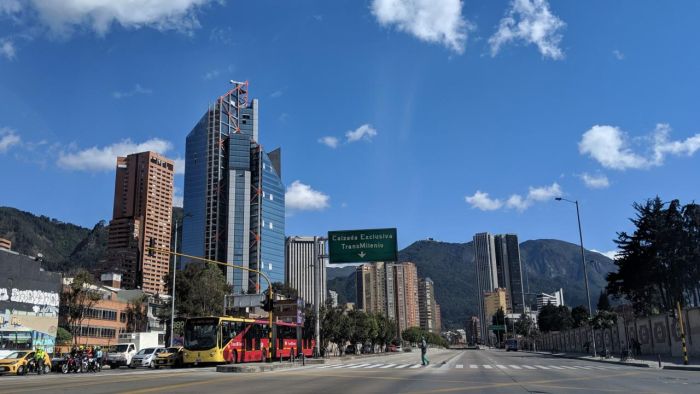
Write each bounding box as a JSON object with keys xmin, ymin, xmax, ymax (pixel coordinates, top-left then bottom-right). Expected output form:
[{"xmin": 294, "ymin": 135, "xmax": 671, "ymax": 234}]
[{"xmin": 526, "ymin": 350, "xmax": 700, "ymax": 371}]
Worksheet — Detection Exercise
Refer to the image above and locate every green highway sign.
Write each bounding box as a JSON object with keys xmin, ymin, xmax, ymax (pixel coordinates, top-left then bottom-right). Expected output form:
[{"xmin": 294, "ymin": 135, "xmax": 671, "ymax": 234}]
[
  {"xmin": 488, "ymin": 325, "xmax": 506, "ymax": 331},
  {"xmin": 328, "ymin": 228, "xmax": 397, "ymax": 264}
]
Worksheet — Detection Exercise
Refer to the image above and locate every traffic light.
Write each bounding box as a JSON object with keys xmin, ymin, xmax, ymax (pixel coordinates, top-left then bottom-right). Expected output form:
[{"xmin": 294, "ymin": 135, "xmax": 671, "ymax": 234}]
[
  {"xmin": 148, "ymin": 238, "xmax": 156, "ymax": 257},
  {"xmin": 260, "ymin": 297, "xmax": 274, "ymax": 312}
]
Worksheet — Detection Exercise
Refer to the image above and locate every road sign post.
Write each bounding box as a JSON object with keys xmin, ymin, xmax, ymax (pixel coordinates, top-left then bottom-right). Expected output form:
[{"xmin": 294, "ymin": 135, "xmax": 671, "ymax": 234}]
[{"xmin": 327, "ymin": 228, "xmax": 397, "ymax": 264}]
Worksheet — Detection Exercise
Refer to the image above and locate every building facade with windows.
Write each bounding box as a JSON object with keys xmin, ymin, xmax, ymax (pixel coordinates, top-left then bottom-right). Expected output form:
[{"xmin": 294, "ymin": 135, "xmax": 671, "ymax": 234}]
[
  {"xmin": 494, "ymin": 234, "xmax": 525, "ymax": 314},
  {"xmin": 182, "ymin": 82, "xmax": 284, "ymax": 294},
  {"xmin": 418, "ymin": 277, "xmax": 435, "ymax": 333},
  {"xmin": 473, "ymin": 232, "xmax": 498, "ymax": 341},
  {"xmin": 106, "ymin": 151, "xmax": 174, "ymax": 294},
  {"xmin": 284, "ymin": 236, "xmax": 327, "ymax": 308}
]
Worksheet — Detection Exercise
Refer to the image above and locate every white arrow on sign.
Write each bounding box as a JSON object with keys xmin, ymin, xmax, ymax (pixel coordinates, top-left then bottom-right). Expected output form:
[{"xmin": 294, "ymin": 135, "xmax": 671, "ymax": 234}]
[{"xmin": 358, "ymin": 251, "xmax": 366, "ymax": 258}]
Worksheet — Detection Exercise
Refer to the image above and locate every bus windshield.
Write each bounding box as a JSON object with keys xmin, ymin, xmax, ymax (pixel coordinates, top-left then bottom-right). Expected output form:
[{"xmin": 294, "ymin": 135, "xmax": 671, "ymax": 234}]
[{"xmin": 184, "ymin": 318, "xmax": 219, "ymax": 350}]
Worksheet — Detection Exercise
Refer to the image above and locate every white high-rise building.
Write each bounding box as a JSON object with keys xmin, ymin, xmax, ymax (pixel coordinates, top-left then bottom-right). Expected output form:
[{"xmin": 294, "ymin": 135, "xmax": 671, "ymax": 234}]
[
  {"xmin": 284, "ymin": 236, "xmax": 327, "ymax": 308},
  {"xmin": 536, "ymin": 288, "xmax": 565, "ymax": 309}
]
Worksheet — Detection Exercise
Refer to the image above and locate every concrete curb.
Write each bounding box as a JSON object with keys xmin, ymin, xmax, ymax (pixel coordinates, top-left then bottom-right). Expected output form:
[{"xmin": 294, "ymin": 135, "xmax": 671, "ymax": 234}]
[
  {"xmin": 662, "ymin": 365, "xmax": 700, "ymax": 371},
  {"xmin": 526, "ymin": 351, "xmax": 651, "ymax": 368}
]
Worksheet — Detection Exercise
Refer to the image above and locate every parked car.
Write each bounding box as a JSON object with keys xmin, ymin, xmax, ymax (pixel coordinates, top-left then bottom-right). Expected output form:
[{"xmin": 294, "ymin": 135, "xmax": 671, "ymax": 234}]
[
  {"xmin": 505, "ymin": 339, "xmax": 519, "ymax": 352},
  {"xmin": 0, "ymin": 351, "xmax": 51, "ymax": 375},
  {"xmin": 154, "ymin": 347, "xmax": 183, "ymax": 369},
  {"xmin": 387, "ymin": 345, "xmax": 403, "ymax": 352},
  {"xmin": 129, "ymin": 347, "xmax": 166, "ymax": 369}
]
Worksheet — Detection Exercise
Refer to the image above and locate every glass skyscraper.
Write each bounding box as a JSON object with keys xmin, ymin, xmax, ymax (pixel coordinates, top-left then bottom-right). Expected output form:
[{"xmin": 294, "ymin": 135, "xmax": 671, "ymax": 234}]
[{"xmin": 182, "ymin": 82, "xmax": 285, "ymax": 294}]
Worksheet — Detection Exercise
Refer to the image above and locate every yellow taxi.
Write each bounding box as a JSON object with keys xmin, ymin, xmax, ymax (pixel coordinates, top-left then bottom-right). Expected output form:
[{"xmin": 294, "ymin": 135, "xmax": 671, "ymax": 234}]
[
  {"xmin": 0, "ymin": 351, "xmax": 52, "ymax": 375},
  {"xmin": 153, "ymin": 347, "xmax": 183, "ymax": 369}
]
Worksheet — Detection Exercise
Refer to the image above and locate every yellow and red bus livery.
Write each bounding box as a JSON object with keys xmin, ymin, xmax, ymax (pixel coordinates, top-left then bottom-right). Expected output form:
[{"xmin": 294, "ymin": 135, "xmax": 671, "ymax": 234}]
[{"xmin": 182, "ymin": 316, "xmax": 314, "ymax": 365}]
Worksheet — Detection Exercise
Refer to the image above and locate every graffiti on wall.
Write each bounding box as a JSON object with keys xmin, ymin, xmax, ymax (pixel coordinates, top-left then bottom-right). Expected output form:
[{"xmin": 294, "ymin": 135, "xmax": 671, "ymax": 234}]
[{"xmin": 0, "ymin": 287, "xmax": 60, "ymax": 307}]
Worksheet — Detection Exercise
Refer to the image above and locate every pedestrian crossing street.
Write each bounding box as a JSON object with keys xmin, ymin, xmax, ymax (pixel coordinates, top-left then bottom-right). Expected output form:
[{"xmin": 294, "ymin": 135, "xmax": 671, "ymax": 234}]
[{"xmin": 312, "ymin": 362, "xmax": 629, "ymax": 372}]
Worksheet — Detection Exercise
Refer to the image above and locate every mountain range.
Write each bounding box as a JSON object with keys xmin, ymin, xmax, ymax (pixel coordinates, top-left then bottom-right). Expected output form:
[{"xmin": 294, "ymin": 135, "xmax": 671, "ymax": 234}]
[
  {"xmin": 328, "ymin": 239, "xmax": 616, "ymax": 329},
  {"xmin": 0, "ymin": 206, "xmax": 617, "ymax": 328}
]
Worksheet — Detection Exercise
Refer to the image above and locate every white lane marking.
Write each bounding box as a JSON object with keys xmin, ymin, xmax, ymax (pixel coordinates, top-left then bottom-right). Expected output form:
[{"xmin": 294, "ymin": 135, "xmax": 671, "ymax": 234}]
[
  {"xmin": 576, "ymin": 366, "xmax": 593, "ymax": 369},
  {"xmin": 456, "ymin": 364, "xmax": 464, "ymax": 369},
  {"xmin": 469, "ymin": 364, "xmax": 478, "ymax": 369},
  {"xmin": 522, "ymin": 365, "xmax": 536, "ymax": 370},
  {"xmin": 483, "ymin": 365, "xmax": 493, "ymax": 369},
  {"xmin": 394, "ymin": 364, "xmax": 410, "ymax": 369},
  {"xmin": 380, "ymin": 364, "xmax": 397, "ymax": 369},
  {"xmin": 548, "ymin": 365, "xmax": 564, "ymax": 369},
  {"xmin": 534, "ymin": 365, "xmax": 550, "ymax": 370},
  {"xmin": 410, "ymin": 364, "xmax": 422, "ymax": 369},
  {"xmin": 496, "ymin": 365, "xmax": 507, "ymax": 369},
  {"xmin": 348, "ymin": 363, "xmax": 370, "ymax": 369},
  {"xmin": 363, "ymin": 364, "xmax": 383, "ymax": 368},
  {"xmin": 509, "ymin": 365, "xmax": 522, "ymax": 369},
  {"xmin": 560, "ymin": 366, "xmax": 577, "ymax": 370},
  {"xmin": 330, "ymin": 363, "xmax": 357, "ymax": 369}
]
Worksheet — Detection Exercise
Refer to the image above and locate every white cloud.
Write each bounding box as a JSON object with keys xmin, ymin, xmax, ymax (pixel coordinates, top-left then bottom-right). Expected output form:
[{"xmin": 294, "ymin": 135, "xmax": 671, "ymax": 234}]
[
  {"xmin": 270, "ymin": 90, "xmax": 283, "ymax": 99},
  {"xmin": 591, "ymin": 249, "xmax": 618, "ymax": 260},
  {"xmin": 285, "ymin": 180, "xmax": 330, "ymax": 211},
  {"xmin": 203, "ymin": 69, "xmax": 220, "ymax": 81},
  {"xmin": 466, "ymin": 182, "xmax": 562, "ymax": 212},
  {"xmin": 318, "ymin": 136, "xmax": 339, "ymax": 149},
  {"xmin": 612, "ymin": 49, "xmax": 624, "ymax": 60},
  {"xmin": 174, "ymin": 158, "xmax": 185, "ymax": 175},
  {"xmin": 371, "ymin": 0, "xmax": 471, "ymax": 54},
  {"xmin": 579, "ymin": 123, "xmax": 700, "ymax": 170},
  {"xmin": 57, "ymin": 138, "xmax": 174, "ymax": 171},
  {"xmin": 345, "ymin": 124, "xmax": 377, "ymax": 143},
  {"xmin": 0, "ymin": 38, "xmax": 15, "ymax": 60},
  {"xmin": 465, "ymin": 191, "xmax": 503, "ymax": 211},
  {"xmin": 489, "ymin": 0, "xmax": 565, "ymax": 60},
  {"xmin": 112, "ymin": 83, "xmax": 152, "ymax": 99},
  {"xmin": 0, "ymin": 0, "xmax": 22, "ymax": 14},
  {"xmin": 0, "ymin": 128, "xmax": 21, "ymax": 153},
  {"xmin": 172, "ymin": 195, "xmax": 183, "ymax": 207},
  {"xmin": 11, "ymin": 0, "xmax": 216, "ymax": 37},
  {"xmin": 580, "ymin": 173, "xmax": 609, "ymax": 189}
]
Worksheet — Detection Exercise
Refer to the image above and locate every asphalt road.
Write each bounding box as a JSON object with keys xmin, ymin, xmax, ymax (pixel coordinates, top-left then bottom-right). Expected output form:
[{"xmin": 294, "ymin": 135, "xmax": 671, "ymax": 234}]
[{"xmin": 2, "ymin": 349, "xmax": 699, "ymax": 393}]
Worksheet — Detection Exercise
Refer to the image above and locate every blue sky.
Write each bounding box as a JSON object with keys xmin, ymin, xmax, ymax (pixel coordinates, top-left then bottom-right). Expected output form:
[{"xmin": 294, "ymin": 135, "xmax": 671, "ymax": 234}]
[{"xmin": 0, "ymin": 0, "xmax": 698, "ymax": 256}]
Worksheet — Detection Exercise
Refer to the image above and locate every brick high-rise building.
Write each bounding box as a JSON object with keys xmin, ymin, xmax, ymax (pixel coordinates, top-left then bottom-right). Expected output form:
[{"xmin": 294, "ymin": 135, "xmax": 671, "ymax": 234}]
[
  {"xmin": 418, "ymin": 277, "xmax": 436, "ymax": 333},
  {"xmin": 106, "ymin": 151, "xmax": 174, "ymax": 294},
  {"xmin": 434, "ymin": 303, "xmax": 442, "ymax": 334},
  {"xmin": 402, "ymin": 262, "xmax": 420, "ymax": 329}
]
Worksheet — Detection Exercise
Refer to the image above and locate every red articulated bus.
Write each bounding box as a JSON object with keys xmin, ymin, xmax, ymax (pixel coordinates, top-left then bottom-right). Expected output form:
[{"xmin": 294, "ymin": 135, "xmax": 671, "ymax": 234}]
[{"xmin": 182, "ymin": 316, "xmax": 314, "ymax": 365}]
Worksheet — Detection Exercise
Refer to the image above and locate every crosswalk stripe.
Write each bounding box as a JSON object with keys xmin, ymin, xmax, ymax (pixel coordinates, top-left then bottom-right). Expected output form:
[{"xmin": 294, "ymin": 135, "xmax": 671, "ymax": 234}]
[
  {"xmin": 470, "ymin": 365, "xmax": 478, "ymax": 369},
  {"xmin": 522, "ymin": 365, "xmax": 536, "ymax": 369},
  {"xmin": 534, "ymin": 365, "xmax": 550, "ymax": 369},
  {"xmin": 548, "ymin": 365, "xmax": 564, "ymax": 369},
  {"xmin": 496, "ymin": 365, "xmax": 507, "ymax": 369},
  {"xmin": 456, "ymin": 364, "xmax": 464, "ymax": 369},
  {"xmin": 380, "ymin": 364, "xmax": 397, "ymax": 369},
  {"xmin": 363, "ymin": 364, "xmax": 383, "ymax": 368},
  {"xmin": 483, "ymin": 365, "xmax": 493, "ymax": 369},
  {"xmin": 560, "ymin": 366, "xmax": 577, "ymax": 370},
  {"xmin": 316, "ymin": 365, "xmax": 339, "ymax": 369},
  {"xmin": 329, "ymin": 364, "xmax": 355, "ymax": 369},
  {"xmin": 348, "ymin": 363, "xmax": 370, "ymax": 369},
  {"xmin": 395, "ymin": 364, "xmax": 410, "ymax": 369},
  {"xmin": 410, "ymin": 364, "xmax": 422, "ymax": 369},
  {"xmin": 509, "ymin": 365, "xmax": 522, "ymax": 369}
]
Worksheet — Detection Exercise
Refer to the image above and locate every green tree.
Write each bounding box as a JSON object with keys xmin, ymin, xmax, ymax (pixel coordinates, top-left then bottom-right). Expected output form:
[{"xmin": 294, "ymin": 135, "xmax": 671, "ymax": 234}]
[
  {"xmin": 597, "ymin": 291, "xmax": 611, "ymax": 312},
  {"xmin": 591, "ymin": 310, "xmax": 617, "ymax": 355},
  {"xmin": 59, "ymin": 270, "xmax": 102, "ymax": 344},
  {"xmin": 56, "ymin": 327, "xmax": 73, "ymax": 345},
  {"xmin": 125, "ymin": 294, "xmax": 149, "ymax": 332},
  {"xmin": 537, "ymin": 304, "xmax": 572, "ymax": 332},
  {"xmin": 401, "ymin": 326, "xmax": 423, "ymax": 345},
  {"xmin": 514, "ymin": 313, "xmax": 533, "ymax": 336},
  {"xmin": 492, "ymin": 307, "xmax": 506, "ymax": 343},
  {"xmin": 607, "ymin": 198, "xmax": 698, "ymax": 314},
  {"xmin": 571, "ymin": 305, "xmax": 590, "ymax": 328},
  {"xmin": 174, "ymin": 262, "xmax": 231, "ymax": 317},
  {"xmin": 271, "ymin": 282, "xmax": 298, "ymax": 300}
]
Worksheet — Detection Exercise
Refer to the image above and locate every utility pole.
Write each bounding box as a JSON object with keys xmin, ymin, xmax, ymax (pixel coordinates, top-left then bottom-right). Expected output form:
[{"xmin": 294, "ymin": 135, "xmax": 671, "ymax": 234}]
[
  {"xmin": 169, "ymin": 218, "xmax": 179, "ymax": 347},
  {"xmin": 313, "ymin": 236, "xmax": 326, "ymax": 358},
  {"xmin": 677, "ymin": 302, "xmax": 689, "ymax": 365}
]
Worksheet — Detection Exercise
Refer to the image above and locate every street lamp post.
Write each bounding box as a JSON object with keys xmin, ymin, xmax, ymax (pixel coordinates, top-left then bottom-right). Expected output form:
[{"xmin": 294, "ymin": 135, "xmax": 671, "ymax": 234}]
[
  {"xmin": 555, "ymin": 197, "xmax": 597, "ymax": 357},
  {"xmin": 170, "ymin": 218, "xmax": 180, "ymax": 347}
]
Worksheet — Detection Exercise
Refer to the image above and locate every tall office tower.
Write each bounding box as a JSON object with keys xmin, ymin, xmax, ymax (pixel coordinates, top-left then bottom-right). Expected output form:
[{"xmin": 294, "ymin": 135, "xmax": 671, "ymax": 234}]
[
  {"xmin": 402, "ymin": 262, "xmax": 420, "ymax": 328},
  {"xmin": 182, "ymin": 82, "xmax": 285, "ymax": 294},
  {"xmin": 494, "ymin": 234, "xmax": 525, "ymax": 314},
  {"xmin": 284, "ymin": 236, "xmax": 327, "ymax": 308},
  {"xmin": 356, "ymin": 262, "xmax": 402, "ymax": 321},
  {"xmin": 106, "ymin": 151, "xmax": 174, "ymax": 294},
  {"xmin": 473, "ymin": 232, "xmax": 498, "ymax": 341},
  {"xmin": 393, "ymin": 264, "xmax": 408, "ymax": 333},
  {"xmin": 418, "ymin": 277, "xmax": 436, "ymax": 333}
]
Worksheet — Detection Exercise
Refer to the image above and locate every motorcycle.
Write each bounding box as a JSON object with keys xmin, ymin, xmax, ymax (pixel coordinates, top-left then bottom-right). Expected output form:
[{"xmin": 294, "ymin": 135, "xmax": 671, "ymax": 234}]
[{"xmin": 62, "ymin": 354, "xmax": 80, "ymax": 374}]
